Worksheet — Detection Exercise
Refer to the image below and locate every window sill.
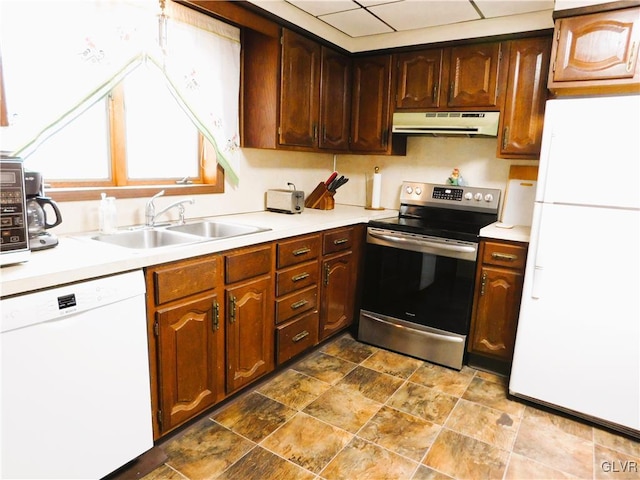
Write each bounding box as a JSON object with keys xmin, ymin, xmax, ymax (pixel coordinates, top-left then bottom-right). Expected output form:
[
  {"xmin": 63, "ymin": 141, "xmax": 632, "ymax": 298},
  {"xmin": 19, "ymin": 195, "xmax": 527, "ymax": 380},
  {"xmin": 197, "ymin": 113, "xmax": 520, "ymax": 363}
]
[{"xmin": 48, "ymin": 183, "xmax": 224, "ymax": 202}]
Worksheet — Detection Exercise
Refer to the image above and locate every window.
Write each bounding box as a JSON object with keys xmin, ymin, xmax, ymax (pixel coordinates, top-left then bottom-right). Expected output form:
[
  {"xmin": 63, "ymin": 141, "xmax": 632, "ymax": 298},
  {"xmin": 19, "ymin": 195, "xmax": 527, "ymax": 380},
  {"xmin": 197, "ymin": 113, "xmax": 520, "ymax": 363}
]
[{"xmin": 0, "ymin": 0, "xmax": 240, "ymax": 201}]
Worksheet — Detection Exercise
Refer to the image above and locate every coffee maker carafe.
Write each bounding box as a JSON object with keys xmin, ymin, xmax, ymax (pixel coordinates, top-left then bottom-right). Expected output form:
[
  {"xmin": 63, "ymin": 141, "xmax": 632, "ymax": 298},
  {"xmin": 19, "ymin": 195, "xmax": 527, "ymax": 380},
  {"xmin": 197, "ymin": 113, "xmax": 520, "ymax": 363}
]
[{"xmin": 25, "ymin": 171, "xmax": 62, "ymax": 250}]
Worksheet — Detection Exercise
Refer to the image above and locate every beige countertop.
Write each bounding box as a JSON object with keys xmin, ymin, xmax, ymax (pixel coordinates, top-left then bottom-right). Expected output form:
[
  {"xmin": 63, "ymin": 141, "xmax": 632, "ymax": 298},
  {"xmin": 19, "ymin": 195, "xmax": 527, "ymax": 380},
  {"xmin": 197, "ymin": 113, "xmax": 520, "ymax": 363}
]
[
  {"xmin": 480, "ymin": 222, "xmax": 531, "ymax": 243},
  {"xmin": 1, "ymin": 205, "xmax": 396, "ymax": 298}
]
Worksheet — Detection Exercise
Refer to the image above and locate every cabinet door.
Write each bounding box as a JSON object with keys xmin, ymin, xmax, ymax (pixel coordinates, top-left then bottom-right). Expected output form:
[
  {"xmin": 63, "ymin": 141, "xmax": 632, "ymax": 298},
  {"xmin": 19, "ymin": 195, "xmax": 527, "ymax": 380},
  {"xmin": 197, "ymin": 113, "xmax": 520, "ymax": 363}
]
[
  {"xmin": 350, "ymin": 55, "xmax": 393, "ymax": 152},
  {"xmin": 448, "ymin": 42, "xmax": 502, "ymax": 108},
  {"xmin": 551, "ymin": 8, "xmax": 639, "ymax": 84},
  {"xmin": 279, "ymin": 29, "xmax": 320, "ymax": 147},
  {"xmin": 470, "ymin": 266, "xmax": 523, "ymax": 361},
  {"xmin": 319, "ymin": 47, "xmax": 351, "ymax": 150},
  {"xmin": 319, "ymin": 251, "xmax": 355, "ymax": 340},
  {"xmin": 226, "ymin": 276, "xmax": 274, "ymax": 393},
  {"xmin": 499, "ymin": 36, "xmax": 551, "ymax": 158},
  {"xmin": 396, "ymin": 49, "xmax": 444, "ymax": 109},
  {"xmin": 156, "ymin": 293, "xmax": 222, "ymax": 433}
]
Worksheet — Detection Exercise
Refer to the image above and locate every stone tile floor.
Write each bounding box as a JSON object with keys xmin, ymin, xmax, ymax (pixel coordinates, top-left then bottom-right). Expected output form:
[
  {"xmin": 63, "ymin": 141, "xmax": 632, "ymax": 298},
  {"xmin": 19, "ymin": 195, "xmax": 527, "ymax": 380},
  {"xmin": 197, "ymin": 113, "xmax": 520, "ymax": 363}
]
[{"xmin": 143, "ymin": 333, "xmax": 640, "ymax": 480}]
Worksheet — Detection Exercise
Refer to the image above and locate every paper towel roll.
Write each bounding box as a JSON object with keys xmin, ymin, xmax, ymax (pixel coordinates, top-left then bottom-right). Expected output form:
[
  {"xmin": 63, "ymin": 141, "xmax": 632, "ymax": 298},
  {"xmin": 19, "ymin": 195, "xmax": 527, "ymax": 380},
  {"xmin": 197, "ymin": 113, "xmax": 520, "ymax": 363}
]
[{"xmin": 371, "ymin": 171, "xmax": 382, "ymax": 209}]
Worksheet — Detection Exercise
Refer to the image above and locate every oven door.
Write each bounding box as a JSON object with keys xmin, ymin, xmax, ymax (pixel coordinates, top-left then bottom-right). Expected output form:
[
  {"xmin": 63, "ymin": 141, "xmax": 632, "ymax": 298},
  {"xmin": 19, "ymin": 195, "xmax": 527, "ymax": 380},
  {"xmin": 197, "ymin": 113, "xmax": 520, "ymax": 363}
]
[{"xmin": 361, "ymin": 227, "xmax": 478, "ymax": 335}]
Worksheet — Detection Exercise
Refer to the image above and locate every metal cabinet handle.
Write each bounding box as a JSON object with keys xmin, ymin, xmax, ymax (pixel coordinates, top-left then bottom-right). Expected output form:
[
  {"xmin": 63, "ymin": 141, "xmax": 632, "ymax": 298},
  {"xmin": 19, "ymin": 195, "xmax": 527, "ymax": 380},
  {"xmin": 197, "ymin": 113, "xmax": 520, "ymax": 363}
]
[
  {"xmin": 229, "ymin": 295, "xmax": 237, "ymax": 323},
  {"xmin": 291, "ymin": 272, "xmax": 310, "ymax": 282},
  {"xmin": 291, "ymin": 299, "xmax": 308, "ymax": 310},
  {"xmin": 323, "ymin": 263, "xmax": 330, "ymax": 286},
  {"xmin": 432, "ymin": 83, "xmax": 438, "ymax": 104},
  {"xmin": 333, "ymin": 238, "xmax": 349, "ymax": 245},
  {"xmin": 502, "ymin": 127, "xmax": 509, "ymax": 150},
  {"xmin": 293, "ymin": 247, "xmax": 311, "ymax": 256},
  {"xmin": 292, "ymin": 330, "xmax": 310, "ymax": 343},
  {"xmin": 480, "ymin": 271, "xmax": 487, "ymax": 296},
  {"xmin": 491, "ymin": 252, "xmax": 518, "ymax": 262},
  {"xmin": 212, "ymin": 301, "xmax": 220, "ymax": 331}
]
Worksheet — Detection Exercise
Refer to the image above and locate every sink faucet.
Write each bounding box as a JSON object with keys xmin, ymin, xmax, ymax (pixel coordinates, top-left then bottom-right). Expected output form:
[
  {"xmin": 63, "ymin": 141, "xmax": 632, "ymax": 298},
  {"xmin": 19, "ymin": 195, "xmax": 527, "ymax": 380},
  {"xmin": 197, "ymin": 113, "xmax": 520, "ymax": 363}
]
[{"xmin": 145, "ymin": 190, "xmax": 195, "ymax": 227}]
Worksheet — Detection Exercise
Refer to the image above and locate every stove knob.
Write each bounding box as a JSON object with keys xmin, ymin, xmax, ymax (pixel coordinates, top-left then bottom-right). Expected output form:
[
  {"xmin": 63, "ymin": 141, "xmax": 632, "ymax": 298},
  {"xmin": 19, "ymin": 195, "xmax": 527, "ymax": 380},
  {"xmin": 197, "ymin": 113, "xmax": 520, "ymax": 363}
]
[
  {"xmin": 406, "ymin": 186, "xmax": 413, "ymax": 194},
  {"xmin": 415, "ymin": 187, "xmax": 422, "ymax": 195},
  {"xmin": 484, "ymin": 193, "xmax": 494, "ymax": 202},
  {"xmin": 474, "ymin": 192, "xmax": 483, "ymax": 201},
  {"xmin": 464, "ymin": 192, "xmax": 473, "ymax": 200}
]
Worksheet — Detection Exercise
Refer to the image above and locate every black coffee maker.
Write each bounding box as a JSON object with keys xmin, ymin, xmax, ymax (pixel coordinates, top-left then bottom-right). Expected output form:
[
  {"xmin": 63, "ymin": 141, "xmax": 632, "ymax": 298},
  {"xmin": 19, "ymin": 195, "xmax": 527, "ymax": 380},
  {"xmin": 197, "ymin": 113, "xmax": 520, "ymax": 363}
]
[{"xmin": 24, "ymin": 171, "xmax": 62, "ymax": 250}]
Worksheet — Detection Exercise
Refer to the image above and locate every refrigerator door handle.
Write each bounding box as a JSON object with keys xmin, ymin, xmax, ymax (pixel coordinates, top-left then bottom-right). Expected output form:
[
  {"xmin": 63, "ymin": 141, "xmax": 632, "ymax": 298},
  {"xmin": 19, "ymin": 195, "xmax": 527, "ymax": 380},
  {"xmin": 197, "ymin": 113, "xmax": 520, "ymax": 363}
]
[{"xmin": 531, "ymin": 266, "xmax": 544, "ymax": 299}]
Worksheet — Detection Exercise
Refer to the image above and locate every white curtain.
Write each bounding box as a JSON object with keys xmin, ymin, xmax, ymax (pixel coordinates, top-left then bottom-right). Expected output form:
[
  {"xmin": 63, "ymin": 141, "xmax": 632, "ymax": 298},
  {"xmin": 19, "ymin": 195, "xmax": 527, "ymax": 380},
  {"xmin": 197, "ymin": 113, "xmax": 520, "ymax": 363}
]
[{"xmin": 0, "ymin": 0, "xmax": 241, "ymax": 183}]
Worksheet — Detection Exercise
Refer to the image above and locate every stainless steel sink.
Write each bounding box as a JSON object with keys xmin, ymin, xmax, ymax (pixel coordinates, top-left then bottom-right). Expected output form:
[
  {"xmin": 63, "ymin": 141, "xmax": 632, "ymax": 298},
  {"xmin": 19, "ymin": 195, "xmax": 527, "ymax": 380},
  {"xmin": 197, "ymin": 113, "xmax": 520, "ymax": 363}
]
[
  {"xmin": 91, "ymin": 220, "xmax": 270, "ymax": 250},
  {"xmin": 92, "ymin": 229, "xmax": 203, "ymax": 250},
  {"xmin": 166, "ymin": 221, "xmax": 269, "ymax": 238}
]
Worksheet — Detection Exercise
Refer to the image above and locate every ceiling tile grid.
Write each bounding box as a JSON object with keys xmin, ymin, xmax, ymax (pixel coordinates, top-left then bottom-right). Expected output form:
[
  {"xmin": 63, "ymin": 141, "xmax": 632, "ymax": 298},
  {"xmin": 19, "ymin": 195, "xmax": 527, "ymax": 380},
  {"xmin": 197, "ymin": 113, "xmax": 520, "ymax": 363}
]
[{"xmin": 285, "ymin": 0, "xmax": 554, "ymax": 38}]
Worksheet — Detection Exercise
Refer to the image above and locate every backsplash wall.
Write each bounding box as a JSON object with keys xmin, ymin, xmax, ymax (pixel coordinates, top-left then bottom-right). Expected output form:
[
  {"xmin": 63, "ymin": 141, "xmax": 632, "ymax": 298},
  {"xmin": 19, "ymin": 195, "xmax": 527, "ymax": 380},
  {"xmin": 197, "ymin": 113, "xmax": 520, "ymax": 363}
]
[{"xmin": 52, "ymin": 136, "xmax": 537, "ymax": 235}]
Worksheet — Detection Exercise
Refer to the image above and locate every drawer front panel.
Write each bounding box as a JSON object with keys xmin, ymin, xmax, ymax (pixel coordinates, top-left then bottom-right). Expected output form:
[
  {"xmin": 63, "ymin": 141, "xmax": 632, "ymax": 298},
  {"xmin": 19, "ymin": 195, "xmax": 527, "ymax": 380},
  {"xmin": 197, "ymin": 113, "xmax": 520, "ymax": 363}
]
[
  {"xmin": 323, "ymin": 227, "xmax": 354, "ymax": 255},
  {"xmin": 276, "ymin": 311, "xmax": 319, "ymax": 364},
  {"xmin": 275, "ymin": 285, "xmax": 318, "ymax": 324},
  {"xmin": 154, "ymin": 256, "xmax": 218, "ymax": 305},
  {"xmin": 225, "ymin": 245, "xmax": 272, "ymax": 284},
  {"xmin": 482, "ymin": 241, "xmax": 527, "ymax": 270},
  {"xmin": 277, "ymin": 234, "xmax": 321, "ymax": 269},
  {"xmin": 276, "ymin": 261, "xmax": 319, "ymax": 297}
]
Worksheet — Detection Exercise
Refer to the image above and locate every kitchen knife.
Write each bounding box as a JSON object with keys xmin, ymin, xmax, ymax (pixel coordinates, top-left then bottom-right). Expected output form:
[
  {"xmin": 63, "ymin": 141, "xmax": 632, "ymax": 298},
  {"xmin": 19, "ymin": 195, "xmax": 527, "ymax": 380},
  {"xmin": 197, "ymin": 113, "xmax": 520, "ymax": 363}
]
[
  {"xmin": 328, "ymin": 175, "xmax": 344, "ymax": 192},
  {"xmin": 333, "ymin": 177, "xmax": 349, "ymax": 191},
  {"xmin": 325, "ymin": 171, "xmax": 338, "ymax": 186}
]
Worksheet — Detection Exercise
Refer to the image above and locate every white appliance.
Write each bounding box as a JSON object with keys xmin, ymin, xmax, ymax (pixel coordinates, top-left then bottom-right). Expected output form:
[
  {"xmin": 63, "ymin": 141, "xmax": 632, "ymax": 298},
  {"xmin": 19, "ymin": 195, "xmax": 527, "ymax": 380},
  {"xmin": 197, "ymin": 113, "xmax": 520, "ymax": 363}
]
[
  {"xmin": 1, "ymin": 270, "xmax": 153, "ymax": 479},
  {"xmin": 509, "ymin": 95, "xmax": 640, "ymax": 438}
]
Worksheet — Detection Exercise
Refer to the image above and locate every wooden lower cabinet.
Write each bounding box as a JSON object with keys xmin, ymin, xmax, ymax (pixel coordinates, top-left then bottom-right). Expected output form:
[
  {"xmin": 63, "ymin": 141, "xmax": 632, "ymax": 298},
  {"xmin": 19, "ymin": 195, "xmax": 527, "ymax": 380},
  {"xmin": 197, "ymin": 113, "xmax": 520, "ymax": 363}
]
[
  {"xmin": 224, "ymin": 244, "xmax": 274, "ymax": 394},
  {"xmin": 468, "ymin": 239, "xmax": 527, "ymax": 368},
  {"xmin": 318, "ymin": 226, "xmax": 363, "ymax": 341},
  {"xmin": 146, "ymin": 254, "xmax": 224, "ymax": 438},
  {"xmin": 156, "ymin": 292, "xmax": 224, "ymax": 434},
  {"xmin": 225, "ymin": 275, "xmax": 274, "ymax": 393}
]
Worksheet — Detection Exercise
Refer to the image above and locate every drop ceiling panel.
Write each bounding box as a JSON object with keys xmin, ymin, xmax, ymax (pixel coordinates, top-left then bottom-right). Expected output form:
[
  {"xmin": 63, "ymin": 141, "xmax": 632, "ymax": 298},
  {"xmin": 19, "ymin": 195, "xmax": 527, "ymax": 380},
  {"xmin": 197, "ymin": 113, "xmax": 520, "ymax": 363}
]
[
  {"xmin": 370, "ymin": 0, "xmax": 481, "ymax": 31},
  {"xmin": 474, "ymin": 0, "xmax": 555, "ymax": 18},
  {"xmin": 287, "ymin": 0, "xmax": 358, "ymax": 17},
  {"xmin": 320, "ymin": 8, "xmax": 395, "ymax": 37}
]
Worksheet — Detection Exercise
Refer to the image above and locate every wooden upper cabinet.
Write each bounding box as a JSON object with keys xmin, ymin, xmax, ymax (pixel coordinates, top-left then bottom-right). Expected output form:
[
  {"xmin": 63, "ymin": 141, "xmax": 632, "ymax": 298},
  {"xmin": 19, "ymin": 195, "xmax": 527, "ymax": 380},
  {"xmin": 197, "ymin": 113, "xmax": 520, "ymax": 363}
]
[
  {"xmin": 319, "ymin": 47, "xmax": 352, "ymax": 150},
  {"xmin": 549, "ymin": 6, "xmax": 640, "ymax": 94},
  {"xmin": 395, "ymin": 49, "xmax": 444, "ymax": 109},
  {"xmin": 350, "ymin": 55, "xmax": 393, "ymax": 152},
  {"xmin": 279, "ymin": 29, "xmax": 321, "ymax": 148},
  {"xmin": 498, "ymin": 36, "xmax": 552, "ymax": 159},
  {"xmin": 448, "ymin": 42, "xmax": 504, "ymax": 108},
  {"xmin": 278, "ymin": 29, "xmax": 351, "ymax": 151}
]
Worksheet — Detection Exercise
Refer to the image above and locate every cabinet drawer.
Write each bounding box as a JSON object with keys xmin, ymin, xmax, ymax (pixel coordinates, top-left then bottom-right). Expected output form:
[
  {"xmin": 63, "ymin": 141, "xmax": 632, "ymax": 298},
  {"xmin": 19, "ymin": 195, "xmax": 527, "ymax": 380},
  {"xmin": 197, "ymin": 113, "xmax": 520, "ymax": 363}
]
[
  {"xmin": 482, "ymin": 241, "xmax": 527, "ymax": 270},
  {"xmin": 225, "ymin": 245, "xmax": 272, "ymax": 284},
  {"xmin": 323, "ymin": 227, "xmax": 354, "ymax": 255},
  {"xmin": 276, "ymin": 311, "xmax": 319, "ymax": 364},
  {"xmin": 275, "ymin": 285, "xmax": 317, "ymax": 324},
  {"xmin": 277, "ymin": 234, "xmax": 321, "ymax": 269},
  {"xmin": 276, "ymin": 260, "xmax": 319, "ymax": 297},
  {"xmin": 153, "ymin": 256, "xmax": 219, "ymax": 305}
]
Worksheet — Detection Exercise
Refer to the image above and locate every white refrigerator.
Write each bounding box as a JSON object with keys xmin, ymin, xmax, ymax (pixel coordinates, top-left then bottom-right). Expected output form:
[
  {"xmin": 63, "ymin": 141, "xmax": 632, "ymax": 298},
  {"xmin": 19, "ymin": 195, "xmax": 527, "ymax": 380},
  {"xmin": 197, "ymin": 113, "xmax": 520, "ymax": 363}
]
[{"xmin": 509, "ymin": 94, "xmax": 640, "ymax": 437}]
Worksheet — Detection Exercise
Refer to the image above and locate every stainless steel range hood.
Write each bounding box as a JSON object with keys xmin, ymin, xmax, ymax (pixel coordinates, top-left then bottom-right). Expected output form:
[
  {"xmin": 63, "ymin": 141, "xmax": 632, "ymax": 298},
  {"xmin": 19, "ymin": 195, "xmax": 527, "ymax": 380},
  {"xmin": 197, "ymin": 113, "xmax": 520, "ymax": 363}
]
[{"xmin": 392, "ymin": 111, "xmax": 500, "ymax": 136}]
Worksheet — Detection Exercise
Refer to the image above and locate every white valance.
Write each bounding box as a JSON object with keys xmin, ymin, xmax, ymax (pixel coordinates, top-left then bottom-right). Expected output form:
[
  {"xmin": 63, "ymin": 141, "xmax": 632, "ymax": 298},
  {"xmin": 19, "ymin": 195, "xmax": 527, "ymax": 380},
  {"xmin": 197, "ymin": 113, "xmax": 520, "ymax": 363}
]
[{"xmin": 0, "ymin": 0, "xmax": 241, "ymax": 183}]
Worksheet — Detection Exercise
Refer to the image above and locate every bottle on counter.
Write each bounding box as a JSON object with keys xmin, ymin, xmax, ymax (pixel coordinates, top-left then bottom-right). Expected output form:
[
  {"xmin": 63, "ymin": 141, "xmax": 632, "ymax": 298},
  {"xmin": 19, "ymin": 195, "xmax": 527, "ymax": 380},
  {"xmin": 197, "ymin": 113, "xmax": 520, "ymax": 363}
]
[{"xmin": 99, "ymin": 193, "xmax": 117, "ymax": 234}]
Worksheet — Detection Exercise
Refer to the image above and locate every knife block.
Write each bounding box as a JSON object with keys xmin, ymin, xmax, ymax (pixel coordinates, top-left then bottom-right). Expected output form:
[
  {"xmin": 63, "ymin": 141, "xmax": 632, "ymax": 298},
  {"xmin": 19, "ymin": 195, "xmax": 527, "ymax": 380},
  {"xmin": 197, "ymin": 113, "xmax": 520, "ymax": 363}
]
[{"xmin": 305, "ymin": 182, "xmax": 335, "ymax": 210}]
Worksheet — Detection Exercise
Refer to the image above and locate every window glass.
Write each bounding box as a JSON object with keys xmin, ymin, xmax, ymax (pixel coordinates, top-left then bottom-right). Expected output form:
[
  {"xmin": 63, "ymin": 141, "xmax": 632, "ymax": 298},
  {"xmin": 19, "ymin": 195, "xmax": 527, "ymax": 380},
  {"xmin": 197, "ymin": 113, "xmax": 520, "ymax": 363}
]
[
  {"xmin": 24, "ymin": 100, "xmax": 111, "ymax": 181},
  {"xmin": 124, "ymin": 66, "xmax": 199, "ymax": 180}
]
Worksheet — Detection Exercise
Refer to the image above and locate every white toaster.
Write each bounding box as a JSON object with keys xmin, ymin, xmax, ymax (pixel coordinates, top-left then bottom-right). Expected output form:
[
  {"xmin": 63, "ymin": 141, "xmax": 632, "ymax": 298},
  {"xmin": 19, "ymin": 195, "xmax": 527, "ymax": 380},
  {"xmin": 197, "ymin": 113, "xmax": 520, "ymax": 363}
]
[{"xmin": 266, "ymin": 189, "xmax": 305, "ymax": 214}]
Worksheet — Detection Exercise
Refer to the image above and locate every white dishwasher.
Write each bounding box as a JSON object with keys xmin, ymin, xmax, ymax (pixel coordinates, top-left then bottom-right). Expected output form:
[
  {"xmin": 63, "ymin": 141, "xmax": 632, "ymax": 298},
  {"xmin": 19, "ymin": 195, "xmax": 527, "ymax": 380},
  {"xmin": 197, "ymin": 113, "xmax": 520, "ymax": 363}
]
[{"xmin": 1, "ymin": 270, "xmax": 153, "ymax": 479}]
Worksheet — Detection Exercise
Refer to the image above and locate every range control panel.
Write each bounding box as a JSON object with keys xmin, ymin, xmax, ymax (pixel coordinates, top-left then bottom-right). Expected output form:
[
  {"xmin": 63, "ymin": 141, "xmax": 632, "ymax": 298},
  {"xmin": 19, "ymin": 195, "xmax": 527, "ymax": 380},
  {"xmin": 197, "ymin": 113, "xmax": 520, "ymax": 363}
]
[{"xmin": 400, "ymin": 181, "xmax": 501, "ymax": 213}]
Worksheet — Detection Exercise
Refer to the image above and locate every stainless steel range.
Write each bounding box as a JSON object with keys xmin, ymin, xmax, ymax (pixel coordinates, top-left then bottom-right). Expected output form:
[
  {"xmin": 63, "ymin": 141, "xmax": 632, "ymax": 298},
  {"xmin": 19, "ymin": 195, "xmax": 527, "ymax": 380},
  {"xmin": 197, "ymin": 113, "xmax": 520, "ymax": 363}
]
[{"xmin": 358, "ymin": 181, "xmax": 500, "ymax": 370}]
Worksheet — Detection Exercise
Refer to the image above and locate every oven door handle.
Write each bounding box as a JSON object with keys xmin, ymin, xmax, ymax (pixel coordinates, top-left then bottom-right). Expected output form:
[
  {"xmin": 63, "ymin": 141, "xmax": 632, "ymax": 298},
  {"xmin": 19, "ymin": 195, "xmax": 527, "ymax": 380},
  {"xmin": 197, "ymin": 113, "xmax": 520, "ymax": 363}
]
[{"xmin": 368, "ymin": 229, "xmax": 477, "ymax": 259}]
